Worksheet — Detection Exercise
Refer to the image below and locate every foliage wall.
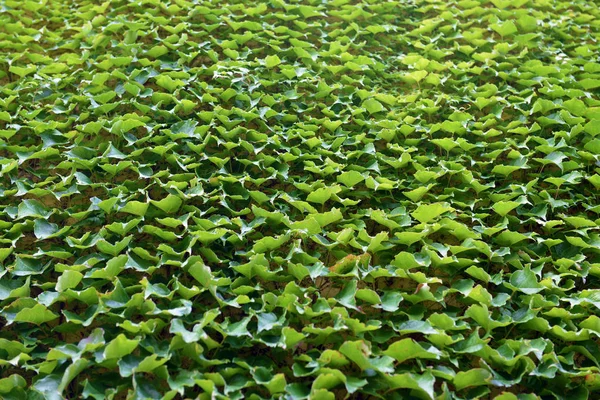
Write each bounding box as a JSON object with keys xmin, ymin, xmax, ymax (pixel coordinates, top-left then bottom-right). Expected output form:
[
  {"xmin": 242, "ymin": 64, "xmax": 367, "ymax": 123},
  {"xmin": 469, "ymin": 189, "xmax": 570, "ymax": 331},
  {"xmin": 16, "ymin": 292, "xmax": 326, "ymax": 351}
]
[{"xmin": 1, "ymin": 0, "xmax": 600, "ymax": 399}]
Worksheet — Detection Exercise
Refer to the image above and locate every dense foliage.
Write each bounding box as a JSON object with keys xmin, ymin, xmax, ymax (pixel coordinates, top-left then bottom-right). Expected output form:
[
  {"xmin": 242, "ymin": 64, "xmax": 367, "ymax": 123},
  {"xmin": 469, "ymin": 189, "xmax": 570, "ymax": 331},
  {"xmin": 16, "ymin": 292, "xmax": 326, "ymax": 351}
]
[{"xmin": 1, "ymin": 0, "xmax": 600, "ymax": 398}]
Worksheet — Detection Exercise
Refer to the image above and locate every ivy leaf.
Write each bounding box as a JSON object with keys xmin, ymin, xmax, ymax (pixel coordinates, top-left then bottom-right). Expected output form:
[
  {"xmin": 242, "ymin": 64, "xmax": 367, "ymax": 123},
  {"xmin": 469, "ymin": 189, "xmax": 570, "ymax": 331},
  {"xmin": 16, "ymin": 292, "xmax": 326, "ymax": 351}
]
[
  {"xmin": 337, "ymin": 171, "xmax": 364, "ymax": 187},
  {"xmin": 491, "ymin": 20, "xmax": 518, "ymax": 36},
  {"xmin": 34, "ymin": 220, "xmax": 61, "ymax": 239},
  {"xmin": 383, "ymin": 339, "xmax": 442, "ymax": 363},
  {"xmin": 265, "ymin": 55, "xmax": 281, "ymax": 68},
  {"xmin": 56, "ymin": 270, "xmax": 83, "ymax": 292},
  {"xmin": 171, "ymin": 120, "xmax": 198, "ymax": 136},
  {"xmin": 386, "ymin": 372, "xmax": 435, "ymax": 400},
  {"xmin": 454, "ymin": 369, "xmax": 493, "ymax": 391},
  {"xmin": 0, "ymin": 374, "xmax": 26, "ymax": 393},
  {"xmin": 103, "ymin": 334, "xmax": 139, "ymax": 359},
  {"xmin": 188, "ymin": 260, "xmax": 213, "ymax": 288},
  {"xmin": 339, "ymin": 340, "xmax": 372, "ymax": 370},
  {"xmin": 493, "ymin": 201, "xmax": 520, "ymax": 216},
  {"xmin": 411, "ymin": 203, "xmax": 453, "ymax": 223},
  {"xmin": 14, "ymin": 304, "xmax": 59, "ymax": 325},
  {"xmin": 584, "ymin": 139, "xmax": 600, "ymax": 154},
  {"xmin": 509, "ymin": 267, "xmax": 544, "ymax": 294},
  {"xmin": 584, "ymin": 120, "xmax": 600, "ymax": 136},
  {"xmin": 18, "ymin": 200, "xmax": 51, "ymax": 219},
  {"xmin": 151, "ymin": 194, "xmax": 183, "ymax": 214},
  {"xmin": 307, "ymin": 187, "xmax": 333, "ymax": 204},
  {"xmin": 362, "ymin": 98, "xmax": 386, "ymax": 114},
  {"xmin": 120, "ymin": 201, "xmax": 149, "ymax": 216}
]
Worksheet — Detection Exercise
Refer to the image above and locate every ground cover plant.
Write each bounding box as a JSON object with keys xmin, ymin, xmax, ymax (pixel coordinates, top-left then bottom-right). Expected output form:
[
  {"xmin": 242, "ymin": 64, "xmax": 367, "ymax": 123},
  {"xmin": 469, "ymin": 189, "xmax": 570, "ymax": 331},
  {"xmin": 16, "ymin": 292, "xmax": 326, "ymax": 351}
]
[{"xmin": 0, "ymin": 0, "xmax": 600, "ymax": 398}]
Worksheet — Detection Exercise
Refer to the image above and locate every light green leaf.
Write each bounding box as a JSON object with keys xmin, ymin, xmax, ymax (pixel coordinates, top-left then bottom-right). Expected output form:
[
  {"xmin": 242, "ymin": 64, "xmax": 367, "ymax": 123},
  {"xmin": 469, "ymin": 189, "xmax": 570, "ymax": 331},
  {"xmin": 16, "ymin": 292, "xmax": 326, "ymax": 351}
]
[
  {"xmin": 56, "ymin": 270, "xmax": 83, "ymax": 292},
  {"xmin": 0, "ymin": 374, "xmax": 26, "ymax": 393},
  {"xmin": 362, "ymin": 98, "xmax": 386, "ymax": 114},
  {"xmin": 151, "ymin": 194, "xmax": 183, "ymax": 214},
  {"xmin": 120, "ymin": 201, "xmax": 148, "ymax": 216},
  {"xmin": 454, "ymin": 369, "xmax": 492, "ymax": 391},
  {"xmin": 491, "ymin": 20, "xmax": 518, "ymax": 36},
  {"xmin": 307, "ymin": 187, "xmax": 333, "ymax": 204},
  {"xmin": 492, "ymin": 201, "xmax": 520, "ymax": 216},
  {"xmin": 337, "ymin": 170, "xmax": 364, "ymax": 187},
  {"xmin": 265, "ymin": 55, "xmax": 281, "ymax": 68},
  {"xmin": 339, "ymin": 340, "xmax": 372, "ymax": 370},
  {"xmin": 509, "ymin": 267, "xmax": 544, "ymax": 294},
  {"xmin": 386, "ymin": 372, "xmax": 435, "ymax": 400},
  {"xmin": 103, "ymin": 334, "xmax": 139, "ymax": 359},
  {"xmin": 584, "ymin": 120, "xmax": 600, "ymax": 136},
  {"xmin": 14, "ymin": 304, "xmax": 59, "ymax": 325},
  {"xmin": 411, "ymin": 203, "xmax": 453, "ymax": 223},
  {"xmin": 188, "ymin": 260, "xmax": 213, "ymax": 288},
  {"xmin": 384, "ymin": 339, "xmax": 442, "ymax": 363}
]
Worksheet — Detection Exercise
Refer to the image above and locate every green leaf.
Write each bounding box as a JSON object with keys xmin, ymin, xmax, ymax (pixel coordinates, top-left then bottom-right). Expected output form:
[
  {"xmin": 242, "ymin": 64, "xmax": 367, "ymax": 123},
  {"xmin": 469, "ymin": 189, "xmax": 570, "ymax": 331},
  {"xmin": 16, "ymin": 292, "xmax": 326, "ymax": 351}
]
[
  {"xmin": 96, "ymin": 236, "xmax": 132, "ymax": 256},
  {"xmin": 584, "ymin": 139, "xmax": 600, "ymax": 154},
  {"xmin": 517, "ymin": 15, "xmax": 538, "ymax": 32},
  {"xmin": 18, "ymin": 200, "xmax": 51, "ymax": 219},
  {"xmin": 337, "ymin": 170, "xmax": 364, "ymax": 187},
  {"xmin": 509, "ymin": 267, "xmax": 544, "ymax": 294},
  {"xmin": 384, "ymin": 339, "xmax": 442, "ymax": 363},
  {"xmin": 59, "ymin": 359, "xmax": 91, "ymax": 393},
  {"xmin": 257, "ymin": 312, "xmax": 280, "ymax": 333},
  {"xmin": 386, "ymin": 372, "xmax": 435, "ymax": 400},
  {"xmin": 581, "ymin": 79, "xmax": 600, "ymax": 90},
  {"xmin": 431, "ymin": 138, "xmax": 458, "ymax": 152},
  {"xmin": 14, "ymin": 304, "xmax": 59, "ymax": 325},
  {"xmin": 112, "ymin": 118, "xmax": 144, "ymax": 134},
  {"xmin": 252, "ymin": 234, "xmax": 289, "ymax": 253},
  {"xmin": 225, "ymin": 316, "xmax": 251, "ymax": 337},
  {"xmin": 171, "ymin": 120, "xmax": 198, "ymax": 136},
  {"xmin": 307, "ymin": 187, "xmax": 333, "ymax": 204},
  {"xmin": 34, "ymin": 219, "xmax": 66, "ymax": 239},
  {"xmin": 265, "ymin": 55, "xmax": 281, "ymax": 68},
  {"xmin": 156, "ymin": 75, "xmax": 184, "ymax": 92},
  {"xmin": 404, "ymin": 70, "xmax": 428, "ymax": 83},
  {"xmin": 339, "ymin": 340, "xmax": 372, "ymax": 370},
  {"xmin": 120, "ymin": 201, "xmax": 148, "ymax": 216},
  {"xmin": 495, "ymin": 230, "xmax": 529, "ymax": 246},
  {"xmin": 13, "ymin": 257, "xmax": 50, "ymax": 276},
  {"xmin": 282, "ymin": 327, "xmax": 305, "ymax": 349},
  {"xmin": 0, "ymin": 374, "xmax": 26, "ymax": 393},
  {"xmin": 454, "ymin": 369, "xmax": 492, "ymax": 391},
  {"xmin": 265, "ymin": 373, "xmax": 286, "ymax": 394},
  {"xmin": 395, "ymin": 231, "xmax": 425, "ymax": 246},
  {"xmin": 492, "ymin": 201, "xmax": 520, "ymax": 216},
  {"xmin": 584, "ymin": 120, "xmax": 600, "ymax": 136},
  {"xmin": 380, "ymin": 291, "xmax": 403, "ymax": 312},
  {"xmin": 9, "ymin": 65, "xmax": 36, "ymax": 77},
  {"xmin": 188, "ymin": 260, "xmax": 213, "ymax": 288},
  {"xmin": 146, "ymin": 45, "xmax": 169, "ymax": 58},
  {"xmin": 563, "ymin": 216, "xmax": 596, "ymax": 228},
  {"xmin": 411, "ymin": 203, "xmax": 453, "ymax": 223},
  {"xmin": 465, "ymin": 304, "xmax": 511, "ymax": 332},
  {"xmin": 336, "ymin": 280, "xmax": 358, "ymax": 309},
  {"xmin": 491, "ymin": 20, "xmax": 518, "ymax": 36},
  {"xmin": 56, "ymin": 270, "xmax": 83, "ymax": 292},
  {"xmin": 311, "ymin": 389, "xmax": 335, "ymax": 400},
  {"xmin": 103, "ymin": 334, "xmax": 139, "ymax": 359},
  {"xmin": 362, "ymin": 98, "xmax": 386, "ymax": 114},
  {"xmin": 0, "ymin": 277, "xmax": 30, "ymax": 301},
  {"xmin": 31, "ymin": 375, "xmax": 61, "ymax": 400},
  {"xmin": 151, "ymin": 194, "xmax": 183, "ymax": 214}
]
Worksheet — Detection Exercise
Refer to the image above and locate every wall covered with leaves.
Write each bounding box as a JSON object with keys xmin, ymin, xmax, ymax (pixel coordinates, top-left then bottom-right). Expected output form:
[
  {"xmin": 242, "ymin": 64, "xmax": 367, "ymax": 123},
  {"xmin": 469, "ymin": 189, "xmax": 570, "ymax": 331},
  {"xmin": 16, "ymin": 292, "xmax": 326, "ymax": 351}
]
[{"xmin": 1, "ymin": 0, "xmax": 600, "ymax": 398}]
